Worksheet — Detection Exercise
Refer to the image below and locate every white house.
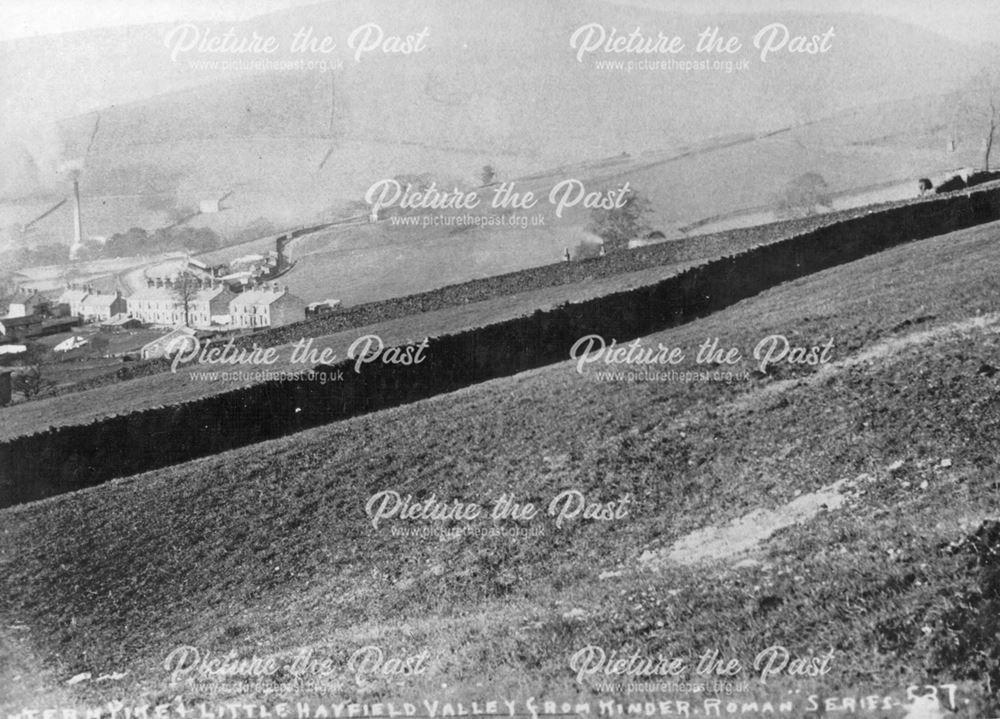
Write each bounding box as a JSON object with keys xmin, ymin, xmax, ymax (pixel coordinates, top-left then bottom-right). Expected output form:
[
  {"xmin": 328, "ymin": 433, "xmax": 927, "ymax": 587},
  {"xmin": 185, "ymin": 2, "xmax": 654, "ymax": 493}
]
[
  {"xmin": 186, "ymin": 284, "xmax": 234, "ymax": 328},
  {"xmin": 80, "ymin": 291, "xmax": 127, "ymax": 323},
  {"xmin": 229, "ymin": 285, "xmax": 306, "ymax": 329},
  {"xmin": 129, "ymin": 281, "xmax": 233, "ymax": 329},
  {"xmin": 58, "ymin": 286, "xmax": 91, "ymax": 316},
  {"xmin": 128, "ymin": 286, "xmax": 177, "ymax": 326}
]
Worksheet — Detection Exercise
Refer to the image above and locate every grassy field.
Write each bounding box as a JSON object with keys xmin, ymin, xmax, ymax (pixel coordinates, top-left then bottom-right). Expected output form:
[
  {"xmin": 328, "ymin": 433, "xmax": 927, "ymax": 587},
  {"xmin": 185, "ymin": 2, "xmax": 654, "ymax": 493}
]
[{"xmin": 2, "ymin": 221, "xmax": 1000, "ymax": 712}]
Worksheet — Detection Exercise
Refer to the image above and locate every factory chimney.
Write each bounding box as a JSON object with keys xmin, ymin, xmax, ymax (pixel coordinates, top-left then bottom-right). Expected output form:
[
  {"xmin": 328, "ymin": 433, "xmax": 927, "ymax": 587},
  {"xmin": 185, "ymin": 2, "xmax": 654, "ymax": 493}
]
[{"xmin": 71, "ymin": 176, "xmax": 84, "ymax": 259}]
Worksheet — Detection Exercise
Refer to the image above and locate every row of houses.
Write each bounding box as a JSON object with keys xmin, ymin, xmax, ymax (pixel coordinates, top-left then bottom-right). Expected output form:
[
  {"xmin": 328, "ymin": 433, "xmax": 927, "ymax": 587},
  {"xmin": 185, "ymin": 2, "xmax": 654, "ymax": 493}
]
[
  {"xmin": 127, "ymin": 281, "xmax": 229, "ymax": 328},
  {"xmin": 10, "ymin": 285, "xmax": 129, "ymax": 324},
  {"xmin": 55, "ymin": 280, "xmax": 307, "ymax": 330},
  {"xmin": 2, "ymin": 278, "xmax": 310, "ymax": 345}
]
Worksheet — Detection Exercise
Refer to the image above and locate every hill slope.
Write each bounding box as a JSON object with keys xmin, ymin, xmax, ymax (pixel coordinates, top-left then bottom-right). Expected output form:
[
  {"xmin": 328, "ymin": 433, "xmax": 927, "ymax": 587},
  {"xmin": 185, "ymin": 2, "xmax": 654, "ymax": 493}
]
[
  {"xmin": 1, "ymin": 2, "xmax": 988, "ymax": 237},
  {"xmin": 3, "ymin": 220, "xmax": 1000, "ymax": 711}
]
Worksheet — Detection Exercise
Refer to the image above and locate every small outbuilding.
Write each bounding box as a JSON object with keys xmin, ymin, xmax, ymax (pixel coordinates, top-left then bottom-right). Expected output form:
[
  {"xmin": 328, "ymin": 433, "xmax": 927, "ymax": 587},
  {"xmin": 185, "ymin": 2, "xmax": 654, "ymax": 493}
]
[
  {"xmin": 306, "ymin": 299, "xmax": 342, "ymax": 318},
  {"xmin": 102, "ymin": 313, "xmax": 143, "ymax": 332},
  {"xmin": 0, "ymin": 314, "xmax": 42, "ymax": 339}
]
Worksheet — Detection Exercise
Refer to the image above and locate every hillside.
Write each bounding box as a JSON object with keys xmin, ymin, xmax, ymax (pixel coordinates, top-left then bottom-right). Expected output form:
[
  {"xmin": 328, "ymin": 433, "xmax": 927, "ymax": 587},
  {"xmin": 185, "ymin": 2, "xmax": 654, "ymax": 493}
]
[
  {"xmin": 6, "ymin": 183, "xmax": 989, "ymax": 443},
  {"xmin": 189, "ymin": 92, "xmax": 989, "ymax": 308},
  {"xmin": 1, "ymin": 1, "xmax": 989, "ymax": 247},
  {"xmin": 3, "ymin": 220, "xmax": 1000, "ymax": 711}
]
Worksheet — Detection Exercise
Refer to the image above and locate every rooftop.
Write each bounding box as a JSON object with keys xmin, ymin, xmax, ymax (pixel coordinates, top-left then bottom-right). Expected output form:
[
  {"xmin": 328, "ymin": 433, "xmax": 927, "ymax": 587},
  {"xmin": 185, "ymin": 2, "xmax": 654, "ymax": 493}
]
[{"xmin": 81, "ymin": 293, "xmax": 122, "ymax": 308}]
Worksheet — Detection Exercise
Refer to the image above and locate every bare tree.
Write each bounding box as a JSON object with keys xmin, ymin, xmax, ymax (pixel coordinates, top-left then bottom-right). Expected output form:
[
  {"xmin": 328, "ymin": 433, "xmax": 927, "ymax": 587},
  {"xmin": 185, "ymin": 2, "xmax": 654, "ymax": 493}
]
[
  {"xmin": 13, "ymin": 344, "xmax": 54, "ymax": 400},
  {"xmin": 14, "ymin": 367, "xmax": 47, "ymax": 399},
  {"xmin": 959, "ymin": 69, "xmax": 1000, "ymax": 172},
  {"xmin": 171, "ymin": 271, "xmax": 201, "ymax": 327}
]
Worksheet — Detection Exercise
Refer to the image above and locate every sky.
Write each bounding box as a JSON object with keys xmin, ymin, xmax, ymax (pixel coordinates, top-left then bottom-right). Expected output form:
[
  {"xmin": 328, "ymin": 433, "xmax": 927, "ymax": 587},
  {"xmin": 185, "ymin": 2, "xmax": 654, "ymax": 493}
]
[{"xmin": 0, "ymin": 0, "xmax": 998, "ymax": 45}]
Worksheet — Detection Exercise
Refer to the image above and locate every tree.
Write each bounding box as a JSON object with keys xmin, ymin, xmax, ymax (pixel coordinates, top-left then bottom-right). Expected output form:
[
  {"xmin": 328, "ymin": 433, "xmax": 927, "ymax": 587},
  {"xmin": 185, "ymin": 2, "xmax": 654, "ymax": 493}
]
[
  {"xmin": 13, "ymin": 344, "xmax": 54, "ymax": 400},
  {"xmin": 480, "ymin": 164, "xmax": 497, "ymax": 186},
  {"xmin": 73, "ymin": 238, "xmax": 104, "ymax": 262},
  {"xmin": 587, "ymin": 188, "xmax": 653, "ymax": 251},
  {"xmin": 101, "ymin": 223, "xmax": 220, "ymax": 259},
  {"xmin": 171, "ymin": 271, "xmax": 202, "ymax": 327},
  {"xmin": 104, "ymin": 227, "xmax": 150, "ymax": 257},
  {"xmin": 776, "ymin": 173, "xmax": 833, "ymax": 219},
  {"xmin": 959, "ymin": 69, "xmax": 1000, "ymax": 172}
]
